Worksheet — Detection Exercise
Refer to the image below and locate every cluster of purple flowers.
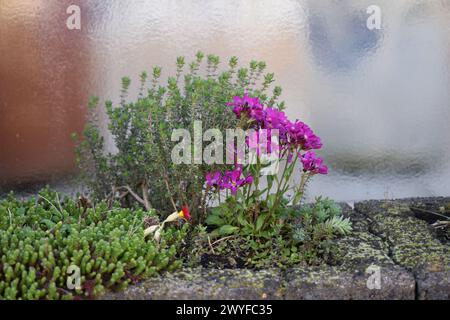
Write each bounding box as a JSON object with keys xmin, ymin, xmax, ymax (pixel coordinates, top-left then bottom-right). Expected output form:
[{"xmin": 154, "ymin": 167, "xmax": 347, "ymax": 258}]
[
  {"xmin": 227, "ymin": 94, "xmax": 265, "ymax": 122},
  {"xmin": 206, "ymin": 169, "xmax": 253, "ymax": 195},
  {"xmin": 206, "ymin": 94, "xmax": 328, "ymax": 195},
  {"xmin": 300, "ymin": 151, "xmax": 328, "ymax": 175},
  {"xmin": 227, "ymin": 94, "xmax": 323, "ymax": 152}
]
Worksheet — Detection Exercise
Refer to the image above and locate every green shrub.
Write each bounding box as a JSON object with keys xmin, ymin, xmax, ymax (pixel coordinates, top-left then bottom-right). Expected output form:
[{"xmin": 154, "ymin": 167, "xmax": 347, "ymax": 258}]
[
  {"xmin": 74, "ymin": 52, "xmax": 283, "ymax": 222},
  {"xmin": 0, "ymin": 189, "xmax": 186, "ymax": 300}
]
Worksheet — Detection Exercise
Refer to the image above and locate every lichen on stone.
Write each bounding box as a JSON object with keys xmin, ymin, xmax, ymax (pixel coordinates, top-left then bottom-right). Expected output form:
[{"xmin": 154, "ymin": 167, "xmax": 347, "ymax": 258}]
[
  {"xmin": 355, "ymin": 199, "xmax": 450, "ymax": 273},
  {"xmin": 101, "ymin": 198, "xmax": 449, "ymax": 300}
]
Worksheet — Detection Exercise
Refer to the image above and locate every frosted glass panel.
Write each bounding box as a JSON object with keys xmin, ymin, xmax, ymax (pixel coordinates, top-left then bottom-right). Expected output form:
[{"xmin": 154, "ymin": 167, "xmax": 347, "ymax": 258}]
[{"xmin": 1, "ymin": 0, "xmax": 449, "ymax": 200}]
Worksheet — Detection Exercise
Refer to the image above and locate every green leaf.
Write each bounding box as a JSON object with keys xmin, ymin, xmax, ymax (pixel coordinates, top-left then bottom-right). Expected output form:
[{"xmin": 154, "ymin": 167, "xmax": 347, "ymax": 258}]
[
  {"xmin": 205, "ymin": 214, "xmax": 225, "ymax": 227},
  {"xmin": 237, "ymin": 213, "xmax": 250, "ymax": 227},
  {"xmin": 285, "ymin": 162, "xmax": 295, "ymax": 177},
  {"xmin": 255, "ymin": 214, "xmax": 267, "ymax": 232},
  {"xmin": 292, "ymin": 191, "xmax": 303, "ymax": 207},
  {"xmin": 218, "ymin": 225, "xmax": 239, "ymax": 236},
  {"xmin": 324, "ymin": 216, "xmax": 353, "ymax": 235},
  {"xmin": 266, "ymin": 175, "xmax": 274, "ymax": 190},
  {"xmin": 267, "ymin": 194, "xmax": 276, "ymax": 208},
  {"xmin": 250, "ymin": 188, "xmax": 267, "ymax": 199},
  {"xmin": 249, "ymin": 165, "xmax": 259, "ymax": 178}
]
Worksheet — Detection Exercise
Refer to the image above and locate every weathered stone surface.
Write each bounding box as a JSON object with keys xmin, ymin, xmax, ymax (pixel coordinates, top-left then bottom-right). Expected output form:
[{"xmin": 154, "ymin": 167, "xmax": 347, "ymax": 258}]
[
  {"xmin": 102, "ymin": 265, "xmax": 416, "ymax": 300},
  {"xmin": 340, "ymin": 203, "xmax": 370, "ymax": 233},
  {"xmin": 285, "ymin": 266, "xmax": 415, "ymax": 300},
  {"xmin": 416, "ymin": 270, "xmax": 450, "ymax": 300},
  {"xmin": 101, "ymin": 268, "xmax": 284, "ymax": 300},
  {"xmin": 333, "ymin": 231, "xmax": 393, "ymax": 269},
  {"xmin": 354, "ymin": 198, "xmax": 450, "ymax": 300},
  {"xmin": 334, "ymin": 203, "xmax": 401, "ymax": 269},
  {"xmin": 354, "ymin": 198, "xmax": 450, "ymax": 273},
  {"xmin": 100, "ymin": 198, "xmax": 449, "ymax": 300}
]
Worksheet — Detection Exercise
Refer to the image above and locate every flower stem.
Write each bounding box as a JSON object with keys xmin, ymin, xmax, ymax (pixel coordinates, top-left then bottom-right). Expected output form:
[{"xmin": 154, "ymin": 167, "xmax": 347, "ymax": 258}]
[
  {"xmin": 271, "ymin": 151, "xmax": 299, "ymax": 214},
  {"xmin": 292, "ymin": 173, "xmax": 310, "ymax": 206}
]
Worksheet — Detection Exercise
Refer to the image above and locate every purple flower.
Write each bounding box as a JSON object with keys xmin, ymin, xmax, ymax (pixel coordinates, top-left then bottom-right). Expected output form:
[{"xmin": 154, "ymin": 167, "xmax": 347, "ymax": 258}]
[
  {"xmin": 263, "ymin": 108, "xmax": 288, "ymax": 131},
  {"xmin": 205, "ymin": 168, "xmax": 253, "ymax": 195},
  {"xmin": 227, "ymin": 93, "xmax": 263, "ymax": 120},
  {"xmin": 246, "ymin": 130, "xmax": 263, "ymax": 156},
  {"xmin": 286, "ymin": 120, "xmax": 322, "ymax": 150},
  {"xmin": 206, "ymin": 172, "xmax": 222, "ymax": 188},
  {"xmin": 301, "ymin": 151, "xmax": 328, "ymax": 175},
  {"xmin": 303, "ymin": 134, "xmax": 322, "ymax": 150},
  {"xmin": 220, "ymin": 169, "xmax": 253, "ymax": 195},
  {"xmin": 248, "ymin": 105, "xmax": 265, "ymax": 122},
  {"xmin": 244, "ymin": 175, "xmax": 254, "ymax": 184},
  {"xmin": 227, "ymin": 94, "xmax": 324, "ymax": 167},
  {"xmin": 247, "ymin": 129, "xmax": 280, "ymax": 157}
]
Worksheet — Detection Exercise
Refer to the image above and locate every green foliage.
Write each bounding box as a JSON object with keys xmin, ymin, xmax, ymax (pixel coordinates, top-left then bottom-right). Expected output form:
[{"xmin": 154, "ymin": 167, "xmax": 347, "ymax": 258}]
[
  {"xmin": 201, "ymin": 197, "xmax": 352, "ymax": 267},
  {"xmin": 0, "ymin": 188, "xmax": 186, "ymax": 300},
  {"xmin": 205, "ymin": 196, "xmax": 283, "ymax": 239},
  {"xmin": 74, "ymin": 52, "xmax": 283, "ymax": 222}
]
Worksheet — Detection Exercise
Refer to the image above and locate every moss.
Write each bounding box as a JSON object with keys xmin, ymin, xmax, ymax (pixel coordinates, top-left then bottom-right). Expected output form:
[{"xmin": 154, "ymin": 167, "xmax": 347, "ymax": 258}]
[
  {"xmin": 355, "ymin": 199, "xmax": 450, "ymax": 273},
  {"xmin": 101, "ymin": 268, "xmax": 284, "ymax": 300},
  {"xmin": 381, "ymin": 202, "xmax": 411, "ymax": 216},
  {"xmin": 333, "ymin": 231, "xmax": 393, "ymax": 269},
  {"xmin": 285, "ymin": 265, "xmax": 415, "ymax": 300}
]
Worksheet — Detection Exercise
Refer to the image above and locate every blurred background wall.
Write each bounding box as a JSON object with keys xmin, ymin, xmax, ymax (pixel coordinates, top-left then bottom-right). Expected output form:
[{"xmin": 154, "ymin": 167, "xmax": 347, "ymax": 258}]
[
  {"xmin": 1, "ymin": 0, "xmax": 449, "ymax": 201},
  {"xmin": 0, "ymin": 0, "xmax": 91, "ymax": 190}
]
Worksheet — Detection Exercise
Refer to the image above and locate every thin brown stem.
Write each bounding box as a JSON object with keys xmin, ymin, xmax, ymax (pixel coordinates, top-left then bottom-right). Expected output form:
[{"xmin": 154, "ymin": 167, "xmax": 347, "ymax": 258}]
[
  {"xmin": 208, "ymin": 236, "xmax": 216, "ymax": 254},
  {"xmin": 211, "ymin": 235, "xmax": 236, "ymax": 246},
  {"xmin": 163, "ymin": 177, "xmax": 178, "ymax": 212},
  {"xmin": 141, "ymin": 181, "xmax": 152, "ymax": 211},
  {"xmin": 200, "ymin": 185, "xmax": 211, "ymax": 223},
  {"xmin": 117, "ymin": 185, "xmax": 146, "ymax": 208}
]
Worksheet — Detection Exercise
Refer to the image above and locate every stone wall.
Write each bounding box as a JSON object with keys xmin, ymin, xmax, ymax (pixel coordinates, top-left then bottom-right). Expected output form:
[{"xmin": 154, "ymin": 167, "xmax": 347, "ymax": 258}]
[{"xmin": 102, "ymin": 197, "xmax": 449, "ymax": 300}]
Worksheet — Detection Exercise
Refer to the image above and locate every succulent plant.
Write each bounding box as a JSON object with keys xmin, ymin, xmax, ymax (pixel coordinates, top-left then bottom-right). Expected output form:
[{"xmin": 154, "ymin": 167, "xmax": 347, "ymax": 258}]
[{"xmin": 0, "ymin": 188, "xmax": 187, "ymax": 300}]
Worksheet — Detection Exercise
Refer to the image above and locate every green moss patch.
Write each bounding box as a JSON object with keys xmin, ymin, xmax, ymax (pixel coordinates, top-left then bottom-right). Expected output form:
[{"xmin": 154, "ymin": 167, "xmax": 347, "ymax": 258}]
[
  {"xmin": 101, "ymin": 267, "xmax": 284, "ymax": 300},
  {"xmin": 355, "ymin": 199, "xmax": 450, "ymax": 273}
]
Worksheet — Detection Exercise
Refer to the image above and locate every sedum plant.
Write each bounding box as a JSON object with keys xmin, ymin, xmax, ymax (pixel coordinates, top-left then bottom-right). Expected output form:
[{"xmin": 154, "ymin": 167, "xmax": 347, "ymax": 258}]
[
  {"xmin": 74, "ymin": 52, "xmax": 283, "ymax": 222},
  {"xmin": 0, "ymin": 188, "xmax": 186, "ymax": 300}
]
